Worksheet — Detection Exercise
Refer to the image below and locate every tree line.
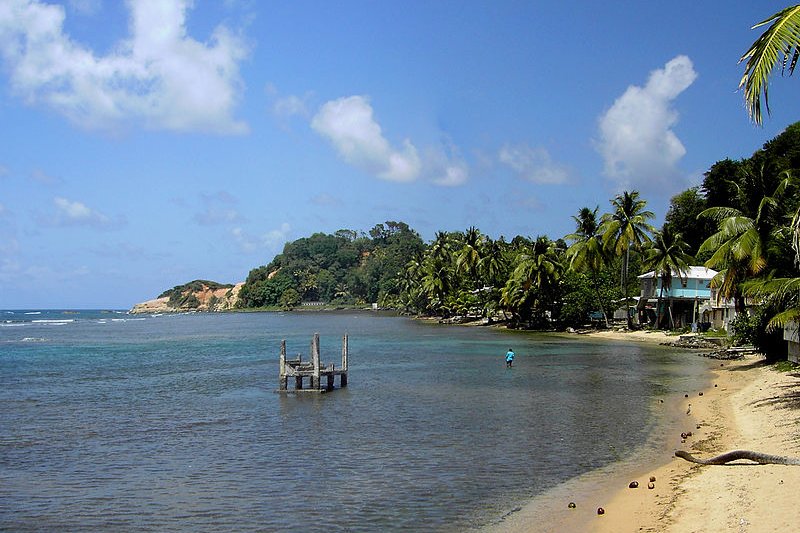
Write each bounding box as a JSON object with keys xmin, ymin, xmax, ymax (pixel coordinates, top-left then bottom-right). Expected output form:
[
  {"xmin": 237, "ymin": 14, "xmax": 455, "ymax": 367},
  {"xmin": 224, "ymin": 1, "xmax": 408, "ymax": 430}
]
[{"xmin": 238, "ymin": 122, "xmax": 800, "ymax": 359}]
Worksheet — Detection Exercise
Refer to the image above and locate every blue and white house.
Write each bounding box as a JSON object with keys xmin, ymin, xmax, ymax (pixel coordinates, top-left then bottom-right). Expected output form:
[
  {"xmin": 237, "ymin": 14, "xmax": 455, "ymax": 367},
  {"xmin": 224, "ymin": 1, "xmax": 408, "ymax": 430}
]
[{"xmin": 637, "ymin": 266, "xmax": 722, "ymax": 328}]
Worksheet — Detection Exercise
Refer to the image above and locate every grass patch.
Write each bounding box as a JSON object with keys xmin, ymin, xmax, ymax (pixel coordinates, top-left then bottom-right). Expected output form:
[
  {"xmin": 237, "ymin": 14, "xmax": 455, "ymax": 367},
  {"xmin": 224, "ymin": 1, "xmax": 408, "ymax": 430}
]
[
  {"xmin": 773, "ymin": 360, "xmax": 800, "ymax": 372},
  {"xmin": 701, "ymin": 329, "xmax": 729, "ymax": 338}
]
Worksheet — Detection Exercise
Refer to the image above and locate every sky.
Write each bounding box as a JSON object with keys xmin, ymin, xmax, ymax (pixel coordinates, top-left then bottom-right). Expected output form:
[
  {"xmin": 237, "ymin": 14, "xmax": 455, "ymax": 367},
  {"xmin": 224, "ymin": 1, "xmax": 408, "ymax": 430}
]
[{"xmin": 1, "ymin": 0, "xmax": 800, "ymax": 309}]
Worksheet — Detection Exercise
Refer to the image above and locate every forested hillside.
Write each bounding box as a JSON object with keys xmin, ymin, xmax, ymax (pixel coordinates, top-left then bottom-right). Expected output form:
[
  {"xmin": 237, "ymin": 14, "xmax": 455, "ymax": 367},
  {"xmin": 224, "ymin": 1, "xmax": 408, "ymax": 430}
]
[{"xmin": 237, "ymin": 221, "xmax": 425, "ymax": 308}]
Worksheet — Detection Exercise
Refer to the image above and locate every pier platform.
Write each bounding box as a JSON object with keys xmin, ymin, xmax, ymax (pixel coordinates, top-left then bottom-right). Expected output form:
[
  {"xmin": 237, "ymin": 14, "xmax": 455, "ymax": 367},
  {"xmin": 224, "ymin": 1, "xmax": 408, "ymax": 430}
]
[{"xmin": 278, "ymin": 333, "xmax": 348, "ymax": 394}]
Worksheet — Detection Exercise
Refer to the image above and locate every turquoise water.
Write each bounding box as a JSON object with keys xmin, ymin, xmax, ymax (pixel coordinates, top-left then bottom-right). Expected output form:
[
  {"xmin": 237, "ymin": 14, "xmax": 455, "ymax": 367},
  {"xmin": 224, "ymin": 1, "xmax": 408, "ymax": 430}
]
[{"xmin": 1, "ymin": 310, "xmax": 708, "ymax": 531}]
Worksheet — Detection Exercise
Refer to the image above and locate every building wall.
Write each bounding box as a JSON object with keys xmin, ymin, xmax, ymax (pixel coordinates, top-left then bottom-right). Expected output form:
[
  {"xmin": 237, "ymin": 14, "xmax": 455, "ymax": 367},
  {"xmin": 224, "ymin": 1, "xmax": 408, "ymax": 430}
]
[
  {"xmin": 785, "ymin": 320, "xmax": 800, "ymax": 364},
  {"xmin": 640, "ymin": 276, "xmax": 712, "ymax": 300},
  {"xmin": 658, "ymin": 277, "xmax": 712, "ymax": 299}
]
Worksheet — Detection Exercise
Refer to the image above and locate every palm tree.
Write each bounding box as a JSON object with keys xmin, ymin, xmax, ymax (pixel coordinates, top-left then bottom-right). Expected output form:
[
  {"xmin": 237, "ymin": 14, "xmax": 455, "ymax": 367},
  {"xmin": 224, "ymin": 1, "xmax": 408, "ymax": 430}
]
[
  {"xmin": 740, "ymin": 4, "xmax": 800, "ymax": 125},
  {"xmin": 698, "ymin": 172, "xmax": 796, "ymax": 312},
  {"xmin": 476, "ymin": 237, "xmax": 508, "ymax": 319},
  {"xmin": 420, "ymin": 258, "xmax": 452, "ymax": 315},
  {"xmin": 504, "ymin": 237, "xmax": 563, "ymax": 327},
  {"xmin": 455, "ymin": 226, "xmax": 484, "ymax": 288},
  {"xmin": 429, "ymin": 231, "xmax": 453, "ymax": 264},
  {"xmin": 740, "ymin": 201, "xmax": 800, "ymax": 334},
  {"xmin": 566, "ymin": 206, "xmax": 611, "ymax": 327},
  {"xmin": 600, "ymin": 191, "xmax": 655, "ymax": 329},
  {"xmin": 478, "ymin": 237, "xmax": 508, "ymax": 288},
  {"xmin": 643, "ymin": 226, "xmax": 692, "ymax": 329}
]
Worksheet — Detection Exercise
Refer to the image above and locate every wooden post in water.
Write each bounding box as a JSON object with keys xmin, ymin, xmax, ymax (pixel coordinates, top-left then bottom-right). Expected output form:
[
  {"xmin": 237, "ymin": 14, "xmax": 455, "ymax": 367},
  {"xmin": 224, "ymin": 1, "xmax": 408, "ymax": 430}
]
[
  {"xmin": 340, "ymin": 333, "xmax": 348, "ymax": 388},
  {"xmin": 295, "ymin": 351, "xmax": 303, "ymax": 390},
  {"xmin": 279, "ymin": 340, "xmax": 287, "ymax": 391},
  {"xmin": 311, "ymin": 332, "xmax": 321, "ymax": 390},
  {"xmin": 326, "ymin": 362, "xmax": 335, "ymax": 391}
]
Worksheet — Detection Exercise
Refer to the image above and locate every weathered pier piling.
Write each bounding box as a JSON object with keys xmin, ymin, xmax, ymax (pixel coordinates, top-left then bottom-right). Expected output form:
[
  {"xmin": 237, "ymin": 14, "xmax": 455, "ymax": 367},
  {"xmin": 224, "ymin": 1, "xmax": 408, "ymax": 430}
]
[{"xmin": 278, "ymin": 333, "xmax": 349, "ymax": 393}]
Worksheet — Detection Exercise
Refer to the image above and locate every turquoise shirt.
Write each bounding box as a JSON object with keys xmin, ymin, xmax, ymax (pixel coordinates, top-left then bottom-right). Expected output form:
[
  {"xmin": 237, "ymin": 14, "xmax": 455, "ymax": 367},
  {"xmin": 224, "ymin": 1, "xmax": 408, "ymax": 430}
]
[{"xmin": 506, "ymin": 350, "xmax": 515, "ymax": 362}]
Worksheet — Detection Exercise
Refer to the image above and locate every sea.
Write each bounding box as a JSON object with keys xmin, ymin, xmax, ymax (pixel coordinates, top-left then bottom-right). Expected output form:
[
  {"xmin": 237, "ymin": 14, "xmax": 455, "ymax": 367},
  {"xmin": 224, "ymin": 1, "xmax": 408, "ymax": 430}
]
[{"xmin": 0, "ymin": 310, "xmax": 709, "ymax": 532}]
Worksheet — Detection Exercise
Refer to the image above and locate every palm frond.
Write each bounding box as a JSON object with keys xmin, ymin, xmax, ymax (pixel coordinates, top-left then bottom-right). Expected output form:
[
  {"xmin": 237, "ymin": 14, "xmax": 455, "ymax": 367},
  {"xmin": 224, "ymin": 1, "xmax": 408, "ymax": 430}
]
[
  {"xmin": 699, "ymin": 206, "xmax": 742, "ymax": 222},
  {"xmin": 739, "ymin": 5, "xmax": 800, "ymax": 125},
  {"xmin": 768, "ymin": 308, "xmax": 800, "ymax": 331}
]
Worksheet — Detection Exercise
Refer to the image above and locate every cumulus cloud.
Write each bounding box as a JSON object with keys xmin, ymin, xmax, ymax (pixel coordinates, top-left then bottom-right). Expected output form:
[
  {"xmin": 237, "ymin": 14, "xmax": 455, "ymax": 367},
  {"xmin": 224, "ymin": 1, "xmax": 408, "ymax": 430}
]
[
  {"xmin": 0, "ymin": 0, "xmax": 248, "ymax": 133},
  {"xmin": 418, "ymin": 136, "xmax": 468, "ymax": 187},
  {"xmin": 274, "ymin": 94, "xmax": 311, "ymax": 117},
  {"xmin": 266, "ymin": 84, "xmax": 313, "ymax": 119},
  {"xmin": 311, "ymin": 95, "xmax": 421, "ymax": 182},
  {"xmin": 193, "ymin": 191, "xmax": 244, "ymax": 226},
  {"xmin": 50, "ymin": 196, "xmax": 119, "ymax": 228},
  {"xmin": 498, "ymin": 143, "xmax": 570, "ymax": 184},
  {"xmin": 596, "ymin": 55, "xmax": 697, "ymax": 190},
  {"xmin": 231, "ymin": 223, "xmax": 291, "ymax": 253}
]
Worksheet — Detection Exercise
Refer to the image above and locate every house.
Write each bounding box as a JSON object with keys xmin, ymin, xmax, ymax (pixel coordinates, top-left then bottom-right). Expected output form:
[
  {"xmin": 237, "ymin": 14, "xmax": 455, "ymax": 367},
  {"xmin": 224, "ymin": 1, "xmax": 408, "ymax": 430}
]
[
  {"xmin": 705, "ymin": 286, "xmax": 739, "ymax": 331},
  {"xmin": 786, "ymin": 321, "xmax": 800, "ymax": 364},
  {"xmin": 637, "ymin": 266, "xmax": 718, "ymax": 329}
]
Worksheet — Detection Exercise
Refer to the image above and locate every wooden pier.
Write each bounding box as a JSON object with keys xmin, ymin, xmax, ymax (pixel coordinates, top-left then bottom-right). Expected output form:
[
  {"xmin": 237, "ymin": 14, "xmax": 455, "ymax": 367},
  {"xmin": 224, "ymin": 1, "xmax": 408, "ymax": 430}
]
[{"xmin": 278, "ymin": 333, "xmax": 348, "ymax": 393}]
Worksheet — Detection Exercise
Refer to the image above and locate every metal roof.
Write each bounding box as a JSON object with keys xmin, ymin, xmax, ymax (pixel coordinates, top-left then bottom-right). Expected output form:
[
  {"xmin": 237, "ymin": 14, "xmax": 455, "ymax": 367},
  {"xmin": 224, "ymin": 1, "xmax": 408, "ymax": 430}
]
[{"xmin": 638, "ymin": 266, "xmax": 718, "ymax": 280}]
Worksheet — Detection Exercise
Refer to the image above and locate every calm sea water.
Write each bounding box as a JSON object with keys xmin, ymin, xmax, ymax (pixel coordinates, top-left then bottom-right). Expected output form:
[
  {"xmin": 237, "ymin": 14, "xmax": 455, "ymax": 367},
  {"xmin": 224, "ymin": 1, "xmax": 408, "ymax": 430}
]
[{"xmin": 1, "ymin": 310, "xmax": 708, "ymax": 532}]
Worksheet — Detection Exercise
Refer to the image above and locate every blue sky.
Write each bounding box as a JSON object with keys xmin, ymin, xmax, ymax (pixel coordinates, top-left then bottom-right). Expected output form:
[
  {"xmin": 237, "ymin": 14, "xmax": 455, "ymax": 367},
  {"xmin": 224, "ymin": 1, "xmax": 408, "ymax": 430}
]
[{"xmin": 1, "ymin": 0, "xmax": 799, "ymax": 309}]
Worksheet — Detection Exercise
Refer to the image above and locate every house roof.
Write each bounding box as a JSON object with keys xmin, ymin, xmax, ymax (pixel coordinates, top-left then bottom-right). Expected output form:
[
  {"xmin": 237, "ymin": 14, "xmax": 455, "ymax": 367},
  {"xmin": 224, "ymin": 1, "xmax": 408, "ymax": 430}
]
[{"xmin": 638, "ymin": 266, "xmax": 718, "ymax": 280}]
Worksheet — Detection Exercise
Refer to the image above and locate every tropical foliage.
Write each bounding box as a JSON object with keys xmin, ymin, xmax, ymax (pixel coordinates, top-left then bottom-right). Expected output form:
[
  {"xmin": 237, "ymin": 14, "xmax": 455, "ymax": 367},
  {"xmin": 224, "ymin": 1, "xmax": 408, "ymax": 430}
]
[
  {"xmin": 739, "ymin": 4, "xmax": 800, "ymax": 125},
  {"xmin": 237, "ymin": 221, "xmax": 425, "ymax": 308}
]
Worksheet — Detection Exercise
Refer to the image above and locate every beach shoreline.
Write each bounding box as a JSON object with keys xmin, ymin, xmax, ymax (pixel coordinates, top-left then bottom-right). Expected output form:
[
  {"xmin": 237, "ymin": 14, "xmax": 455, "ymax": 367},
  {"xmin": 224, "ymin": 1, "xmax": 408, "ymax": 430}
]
[{"xmin": 482, "ymin": 328, "xmax": 800, "ymax": 533}]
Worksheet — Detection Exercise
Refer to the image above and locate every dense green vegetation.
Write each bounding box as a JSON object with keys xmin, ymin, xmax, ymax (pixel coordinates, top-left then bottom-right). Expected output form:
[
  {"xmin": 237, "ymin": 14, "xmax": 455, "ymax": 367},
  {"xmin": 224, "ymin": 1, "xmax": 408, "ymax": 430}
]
[
  {"xmin": 238, "ymin": 221, "xmax": 425, "ymax": 309},
  {"xmin": 236, "ymin": 122, "xmax": 800, "ymax": 360},
  {"xmin": 159, "ymin": 280, "xmax": 235, "ymax": 309}
]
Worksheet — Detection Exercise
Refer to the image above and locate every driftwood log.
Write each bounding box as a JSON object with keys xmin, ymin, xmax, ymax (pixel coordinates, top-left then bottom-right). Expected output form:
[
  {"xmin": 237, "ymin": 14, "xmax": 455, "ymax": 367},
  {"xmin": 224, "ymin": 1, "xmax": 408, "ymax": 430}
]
[{"xmin": 675, "ymin": 450, "xmax": 800, "ymax": 466}]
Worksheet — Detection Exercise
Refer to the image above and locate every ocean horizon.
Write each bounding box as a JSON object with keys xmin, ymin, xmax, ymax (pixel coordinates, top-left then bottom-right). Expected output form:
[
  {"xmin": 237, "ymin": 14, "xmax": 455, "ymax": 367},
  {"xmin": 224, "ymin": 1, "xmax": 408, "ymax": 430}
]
[{"xmin": 1, "ymin": 310, "xmax": 708, "ymax": 531}]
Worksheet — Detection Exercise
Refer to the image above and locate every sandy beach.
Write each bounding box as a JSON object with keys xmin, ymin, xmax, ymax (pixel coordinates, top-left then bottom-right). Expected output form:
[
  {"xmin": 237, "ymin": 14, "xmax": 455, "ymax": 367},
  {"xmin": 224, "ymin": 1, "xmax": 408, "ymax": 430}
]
[{"xmin": 486, "ymin": 329, "xmax": 800, "ymax": 533}]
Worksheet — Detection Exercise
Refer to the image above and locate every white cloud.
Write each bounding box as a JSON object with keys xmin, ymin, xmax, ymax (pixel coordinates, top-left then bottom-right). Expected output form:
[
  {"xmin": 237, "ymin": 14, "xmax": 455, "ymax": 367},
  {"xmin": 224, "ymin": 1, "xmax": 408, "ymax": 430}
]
[
  {"xmin": 0, "ymin": 260, "xmax": 88, "ymax": 286},
  {"xmin": 311, "ymin": 193, "xmax": 342, "ymax": 207},
  {"xmin": 265, "ymin": 83, "xmax": 313, "ymax": 118},
  {"xmin": 0, "ymin": 0, "xmax": 248, "ymax": 134},
  {"xmin": 498, "ymin": 143, "xmax": 570, "ymax": 184},
  {"xmin": 596, "ymin": 55, "xmax": 697, "ymax": 190},
  {"xmin": 51, "ymin": 196, "xmax": 117, "ymax": 228},
  {"xmin": 274, "ymin": 94, "xmax": 310, "ymax": 117},
  {"xmin": 30, "ymin": 168, "xmax": 61, "ymax": 185},
  {"xmin": 231, "ymin": 223, "xmax": 291, "ymax": 253},
  {"xmin": 311, "ymin": 95, "xmax": 421, "ymax": 182},
  {"xmin": 432, "ymin": 163, "xmax": 469, "ymax": 187},
  {"xmin": 193, "ymin": 191, "xmax": 244, "ymax": 226},
  {"xmin": 425, "ymin": 142, "xmax": 469, "ymax": 187},
  {"xmin": 68, "ymin": 0, "xmax": 100, "ymax": 16}
]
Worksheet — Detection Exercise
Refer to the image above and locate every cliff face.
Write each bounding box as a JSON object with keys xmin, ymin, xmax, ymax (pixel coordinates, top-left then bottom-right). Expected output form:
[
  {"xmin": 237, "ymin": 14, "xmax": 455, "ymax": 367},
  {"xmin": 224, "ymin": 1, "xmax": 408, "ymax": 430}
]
[{"xmin": 130, "ymin": 281, "xmax": 244, "ymax": 314}]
